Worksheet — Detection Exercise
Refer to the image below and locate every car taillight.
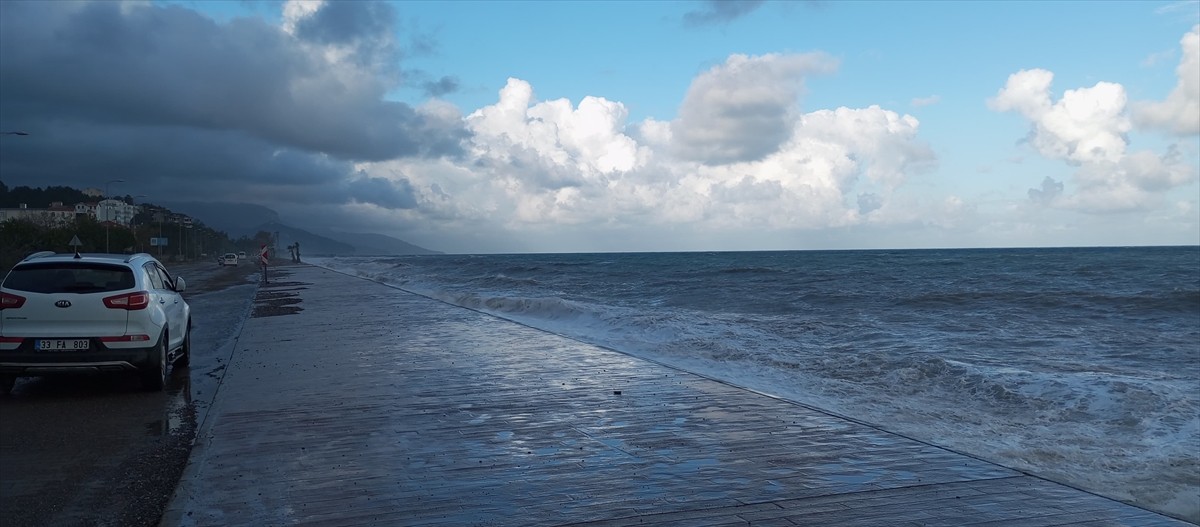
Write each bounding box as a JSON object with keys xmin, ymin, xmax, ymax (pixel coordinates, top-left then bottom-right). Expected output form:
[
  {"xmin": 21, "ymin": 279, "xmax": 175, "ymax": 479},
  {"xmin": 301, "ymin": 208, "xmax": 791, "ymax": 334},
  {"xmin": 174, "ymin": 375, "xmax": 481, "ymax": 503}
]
[
  {"xmin": 0, "ymin": 292, "xmax": 26, "ymax": 310},
  {"xmin": 103, "ymin": 291, "xmax": 150, "ymax": 310}
]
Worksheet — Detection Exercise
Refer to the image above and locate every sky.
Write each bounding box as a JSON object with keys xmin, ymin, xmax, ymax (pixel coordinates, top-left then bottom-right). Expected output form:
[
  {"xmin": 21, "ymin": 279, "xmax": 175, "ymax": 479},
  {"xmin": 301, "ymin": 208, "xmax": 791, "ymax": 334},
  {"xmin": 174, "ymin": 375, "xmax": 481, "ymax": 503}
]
[{"xmin": 0, "ymin": 0, "xmax": 1197, "ymax": 254}]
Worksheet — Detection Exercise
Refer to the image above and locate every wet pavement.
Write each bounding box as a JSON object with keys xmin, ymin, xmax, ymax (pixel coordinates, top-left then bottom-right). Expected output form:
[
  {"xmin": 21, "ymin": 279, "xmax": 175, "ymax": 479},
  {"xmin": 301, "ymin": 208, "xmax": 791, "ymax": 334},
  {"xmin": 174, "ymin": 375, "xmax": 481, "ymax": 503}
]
[
  {"xmin": 0, "ymin": 260, "xmax": 259, "ymax": 527},
  {"xmin": 162, "ymin": 265, "xmax": 1189, "ymax": 526}
]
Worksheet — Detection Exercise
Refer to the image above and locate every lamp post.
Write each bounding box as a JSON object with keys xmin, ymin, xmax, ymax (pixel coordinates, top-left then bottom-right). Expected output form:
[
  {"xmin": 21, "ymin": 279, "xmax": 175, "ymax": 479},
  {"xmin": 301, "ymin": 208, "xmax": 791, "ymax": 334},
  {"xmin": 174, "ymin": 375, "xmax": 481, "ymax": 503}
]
[{"xmin": 104, "ymin": 179, "xmax": 125, "ymax": 253}]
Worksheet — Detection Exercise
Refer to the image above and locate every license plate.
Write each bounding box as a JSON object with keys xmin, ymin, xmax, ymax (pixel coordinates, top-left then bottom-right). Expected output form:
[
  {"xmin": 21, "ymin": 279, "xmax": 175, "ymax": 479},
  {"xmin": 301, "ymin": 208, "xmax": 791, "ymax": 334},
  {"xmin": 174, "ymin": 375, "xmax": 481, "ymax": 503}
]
[{"xmin": 37, "ymin": 339, "xmax": 90, "ymax": 351}]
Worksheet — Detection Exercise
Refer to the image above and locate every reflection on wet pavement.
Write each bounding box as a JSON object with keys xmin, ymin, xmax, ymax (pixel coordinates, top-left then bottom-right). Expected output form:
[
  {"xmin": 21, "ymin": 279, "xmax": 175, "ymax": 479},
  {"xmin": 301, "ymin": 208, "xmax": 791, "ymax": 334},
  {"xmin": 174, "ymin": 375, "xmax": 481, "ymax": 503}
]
[
  {"xmin": 162, "ymin": 266, "xmax": 1189, "ymax": 527},
  {"xmin": 0, "ymin": 260, "xmax": 259, "ymax": 527}
]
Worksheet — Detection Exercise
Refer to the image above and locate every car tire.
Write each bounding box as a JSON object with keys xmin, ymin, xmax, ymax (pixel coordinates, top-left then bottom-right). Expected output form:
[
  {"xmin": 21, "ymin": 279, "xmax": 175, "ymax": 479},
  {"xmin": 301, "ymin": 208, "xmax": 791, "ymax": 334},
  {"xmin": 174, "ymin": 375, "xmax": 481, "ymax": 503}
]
[
  {"xmin": 142, "ymin": 332, "xmax": 167, "ymax": 392},
  {"xmin": 0, "ymin": 375, "xmax": 14, "ymax": 395},
  {"xmin": 176, "ymin": 320, "xmax": 191, "ymax": 367}
]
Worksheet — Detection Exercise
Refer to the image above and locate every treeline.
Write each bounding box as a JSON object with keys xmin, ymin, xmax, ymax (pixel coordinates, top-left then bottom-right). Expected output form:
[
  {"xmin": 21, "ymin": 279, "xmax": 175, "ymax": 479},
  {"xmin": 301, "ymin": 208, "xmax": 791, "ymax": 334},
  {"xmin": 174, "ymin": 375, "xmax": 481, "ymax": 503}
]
[
  {"xmin": 0, "ymin": 181, "xmax": 92, "ymax": 208},
  {"xmin": 0, "ymin": 181, "xmax": 270, "ymax": 270}
]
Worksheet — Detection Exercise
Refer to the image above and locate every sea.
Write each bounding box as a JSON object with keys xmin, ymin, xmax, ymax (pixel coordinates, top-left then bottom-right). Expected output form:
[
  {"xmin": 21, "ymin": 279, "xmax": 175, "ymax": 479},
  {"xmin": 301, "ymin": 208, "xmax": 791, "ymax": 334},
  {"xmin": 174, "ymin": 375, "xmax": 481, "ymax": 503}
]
[{"xmin": 309, "ymin": 246, "xmax": 1200, "ymax": 522}]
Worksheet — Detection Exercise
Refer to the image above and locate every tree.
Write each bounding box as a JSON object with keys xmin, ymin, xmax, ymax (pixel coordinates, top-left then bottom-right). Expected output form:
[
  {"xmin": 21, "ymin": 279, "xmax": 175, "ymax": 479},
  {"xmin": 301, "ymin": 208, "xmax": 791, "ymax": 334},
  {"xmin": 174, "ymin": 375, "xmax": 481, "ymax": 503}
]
[
  {"xmin": 0, "ymin": 183, "xmax": 240, "ymax": 268},
  {"xmin": 0, "ymin": 184, "xmax": 89, "ymax": 208}
]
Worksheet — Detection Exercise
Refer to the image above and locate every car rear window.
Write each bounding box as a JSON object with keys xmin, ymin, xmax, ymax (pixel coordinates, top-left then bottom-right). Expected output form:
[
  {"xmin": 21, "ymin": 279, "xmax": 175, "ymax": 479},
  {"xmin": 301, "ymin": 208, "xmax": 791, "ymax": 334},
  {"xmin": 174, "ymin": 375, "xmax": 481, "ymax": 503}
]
[{"xmin": 2, "ymin": 263, "xmax": 136, "ymax": 294}]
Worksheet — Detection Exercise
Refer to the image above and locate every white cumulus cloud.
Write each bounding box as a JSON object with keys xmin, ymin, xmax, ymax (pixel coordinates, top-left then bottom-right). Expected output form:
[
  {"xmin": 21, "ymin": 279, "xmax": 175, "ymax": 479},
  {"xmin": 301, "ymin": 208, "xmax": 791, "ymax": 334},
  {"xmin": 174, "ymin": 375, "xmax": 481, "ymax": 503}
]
[
  {"xmin": 990, "ymin": 69, "xmax": 1130, "ymax": 164},
  {"xmin": 990, "ymin": 56, "xmax": 1197, "ymax": 213},
  {"xmin": 363, "ymin": 62, "xmax": 936, "ymax": 246},
  {"xmin": 466, "ymin": 78, "xmax": 641, "ymax": 182},
  {"xmin": 1133, "ymin": 25, "xmax": 1200, "ymax": 135}
]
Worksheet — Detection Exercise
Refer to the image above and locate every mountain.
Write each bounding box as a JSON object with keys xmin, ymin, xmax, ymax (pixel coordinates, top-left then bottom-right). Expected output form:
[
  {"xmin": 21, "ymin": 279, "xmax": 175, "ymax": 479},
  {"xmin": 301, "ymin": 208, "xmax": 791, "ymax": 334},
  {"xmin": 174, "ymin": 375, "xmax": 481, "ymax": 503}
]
[
  {"xmin": 160, "ymin": 201, "xmax": 441, "ymax": 255},
  {"xmin": 259, "ymin": 221, "xmax": 355, "ymax": 255},
  {"xmin": 261, "ymin": 222, "xmax": 441, "ymax": 256},
  {"xmin": 314, "ymin": 230, "xmax": 442, "ymax": 255},
  {"xmin": 157, "ymin": 201, "xmax": 279, "ymax": 237}
]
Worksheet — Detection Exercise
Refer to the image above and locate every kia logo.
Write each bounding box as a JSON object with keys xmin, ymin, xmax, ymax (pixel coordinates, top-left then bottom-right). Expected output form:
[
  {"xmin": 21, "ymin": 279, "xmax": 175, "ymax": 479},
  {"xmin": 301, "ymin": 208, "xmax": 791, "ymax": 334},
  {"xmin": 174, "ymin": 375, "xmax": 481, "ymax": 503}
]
[{"xmin": 55, "ymin": 300, "xmax": 72, "ymax": 308}]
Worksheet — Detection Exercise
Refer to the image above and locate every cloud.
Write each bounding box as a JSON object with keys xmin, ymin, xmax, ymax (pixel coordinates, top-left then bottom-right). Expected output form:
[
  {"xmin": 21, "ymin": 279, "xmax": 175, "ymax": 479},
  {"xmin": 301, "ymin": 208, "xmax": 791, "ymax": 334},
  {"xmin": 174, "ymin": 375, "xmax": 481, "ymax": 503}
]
[
  {"xmin": 911, "ymin": 95, "xmax": 941, "ymax": 107},
  {"xmin": 355, "ymin": 69, "xmax": 935, "ymax": 250},
  {"xmin": 344, "ymin": 174, "xmax": 419, "ymax": 209},
  {"xmin": 1062, "ymin": 149, "xmax": 1197, "ymax": 213},
  {"xmin": 1140, "ymin": 48, "xmax": 1176, "ymax": 68},
  {"xmin": 422, "ymin": 76, "xmax": 461, "ymax": 97},
  {"xmin": 671, "ymin": 53, "xmax": 839, "ymax": 165},
  {"xmin": 988, "ymin": 68, "xmax": 1055, "ymax": 118},
  {"xmin": 1028, "ymin": 176, "xmax": 1064, "ymax": 205},
  {"xmin": 0, "ymin": 0, "xmax": 471, "ymax": 222},
  {"xmin": 682, "ymin": 0, "xmax": 765, "ymax": 27},
  {"xmin": 1133, "ymin": 25, "xmax": 1200, "ymax": 135},
  {"xmin": 990, "ymin": 55, "xmax": 1197, "ymax": 213},
  {"xmin": 0, "ymin": 1, "xmax": 466, "ymax": 164},
  {"xmin": 791, "ymin": 106, "xmax": 935, "ymax": 189},
  {"xmin": 989, "ymin": 69, "xmax": 1130, "ymax": 164},
  {"xmin": 292, "ymin": 0, "xmax": 396, "ymax": 56},
  {"xmin": 858, "ymin": 192, "xmax": 884, "ymax": 214},
  {"xmin": 1154, "ymin": 1, "xmax": 1200, "ymax": 17},
  {"xmin": 465, "ymin": 78, "xmax": 641, "ymax": 185}
]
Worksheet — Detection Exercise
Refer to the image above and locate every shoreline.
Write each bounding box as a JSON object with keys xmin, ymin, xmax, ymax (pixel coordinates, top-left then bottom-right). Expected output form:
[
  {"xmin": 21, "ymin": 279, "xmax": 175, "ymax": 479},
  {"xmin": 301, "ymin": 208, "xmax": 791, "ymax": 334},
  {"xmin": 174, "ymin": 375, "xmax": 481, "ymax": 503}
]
[{"xmin": 163, "ymin": 264, "xmax": 1191, "ymax": 526}]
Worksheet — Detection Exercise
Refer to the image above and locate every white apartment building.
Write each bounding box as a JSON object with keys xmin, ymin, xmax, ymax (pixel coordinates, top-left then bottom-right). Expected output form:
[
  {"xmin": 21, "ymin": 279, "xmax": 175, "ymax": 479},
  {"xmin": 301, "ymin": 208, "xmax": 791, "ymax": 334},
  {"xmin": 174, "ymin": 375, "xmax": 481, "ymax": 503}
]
[
  {"xmin": 0, "ymin": 200, "xmax": 140, "ymax": 227},
  {"xmin": 95, "ymin": 199, "xmax": 138, "ymax": 226},
  {"xmin": 0, "ymin": 202, "xmax": 76, "ymax": 226}
]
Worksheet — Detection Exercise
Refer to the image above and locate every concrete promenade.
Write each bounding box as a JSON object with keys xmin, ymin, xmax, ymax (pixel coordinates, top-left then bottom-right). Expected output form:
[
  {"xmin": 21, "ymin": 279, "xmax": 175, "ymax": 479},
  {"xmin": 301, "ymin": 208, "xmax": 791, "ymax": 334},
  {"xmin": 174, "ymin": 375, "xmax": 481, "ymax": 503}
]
[{"xmin": 162, "ymin": 265, "xmax": 1187, "ymax": 526}]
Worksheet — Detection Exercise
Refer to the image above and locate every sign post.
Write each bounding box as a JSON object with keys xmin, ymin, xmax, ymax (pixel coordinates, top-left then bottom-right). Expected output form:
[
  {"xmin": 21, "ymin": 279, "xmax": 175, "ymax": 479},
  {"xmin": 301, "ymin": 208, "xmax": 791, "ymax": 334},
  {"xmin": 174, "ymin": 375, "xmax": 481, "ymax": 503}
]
[
  {"xmin": 259, "ymin": 244, "xmax": 270, "ymax": 284},
  {"xmin": 69, "ymin": 235, "xmax": 83, "ymax": 258}
]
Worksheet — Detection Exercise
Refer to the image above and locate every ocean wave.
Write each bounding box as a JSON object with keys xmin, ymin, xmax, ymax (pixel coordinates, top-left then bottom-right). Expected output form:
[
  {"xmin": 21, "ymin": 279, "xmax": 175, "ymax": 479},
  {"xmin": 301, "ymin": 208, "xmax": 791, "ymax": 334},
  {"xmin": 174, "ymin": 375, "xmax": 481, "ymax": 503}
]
[
  {"xmin": 717, "ymin": 266, "xmax": 786, "ymax": 275},
  {"xmin": 430, "ymin": 291, "xmax": 596, "ymax": 323},
  {"xmin": 896, "ymin": 289, "xmax": 1200, "ymax": 314}
]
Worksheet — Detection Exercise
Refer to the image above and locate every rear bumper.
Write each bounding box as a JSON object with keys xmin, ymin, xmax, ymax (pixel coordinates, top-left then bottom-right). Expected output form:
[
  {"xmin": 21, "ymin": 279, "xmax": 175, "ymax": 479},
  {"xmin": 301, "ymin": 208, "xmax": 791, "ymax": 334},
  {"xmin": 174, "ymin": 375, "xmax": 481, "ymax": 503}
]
[
  {"xmin": 0, "ymin": 360, "xmax": 142, "ymax": 375},
  {"xmin": 0, "ymin": 342, "xmax": 155, "ymax": 377}
]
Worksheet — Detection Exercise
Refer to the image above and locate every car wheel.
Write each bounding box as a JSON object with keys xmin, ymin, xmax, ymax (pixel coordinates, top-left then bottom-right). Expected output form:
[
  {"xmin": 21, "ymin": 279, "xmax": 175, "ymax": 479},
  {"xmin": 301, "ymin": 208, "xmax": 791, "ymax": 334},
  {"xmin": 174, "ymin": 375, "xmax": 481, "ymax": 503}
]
[
  {"xmin": 0, "ymin": 375, "xmax": 15, "ymax": 395},
  {"xmin": 176, "ymin": 320, "xmax": 191, "ymax": 367},
  {"xmin": 142, "ymin": 332, "xmax": 167, "ymax": 392}
]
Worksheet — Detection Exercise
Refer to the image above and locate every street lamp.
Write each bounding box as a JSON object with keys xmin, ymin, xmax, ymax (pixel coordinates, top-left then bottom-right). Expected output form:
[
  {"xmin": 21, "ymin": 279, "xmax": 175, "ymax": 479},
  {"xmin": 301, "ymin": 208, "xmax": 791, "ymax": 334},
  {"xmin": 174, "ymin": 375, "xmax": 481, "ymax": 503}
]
[
  {"xmin": 2, "ymin": 131, "xmax": 30, "ymax": 136},
  {"xmin": 104, "ymin": 179, "xmax": 125, "ymax": 253}
]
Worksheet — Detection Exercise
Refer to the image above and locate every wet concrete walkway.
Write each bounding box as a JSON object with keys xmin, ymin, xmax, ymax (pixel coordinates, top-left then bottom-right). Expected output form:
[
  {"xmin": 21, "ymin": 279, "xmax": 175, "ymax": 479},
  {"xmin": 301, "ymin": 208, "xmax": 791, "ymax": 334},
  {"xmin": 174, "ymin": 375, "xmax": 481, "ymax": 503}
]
[{"xmin": 162, "ymin": 265, "xmax": 1187, "ymax": 526}]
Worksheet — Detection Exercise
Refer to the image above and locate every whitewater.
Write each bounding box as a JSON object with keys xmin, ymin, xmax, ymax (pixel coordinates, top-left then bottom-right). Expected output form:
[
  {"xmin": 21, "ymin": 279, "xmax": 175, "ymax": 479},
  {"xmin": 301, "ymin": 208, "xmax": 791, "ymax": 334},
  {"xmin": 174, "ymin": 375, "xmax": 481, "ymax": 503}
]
[{"xmin": 310, "ymin": 247, "xmax": 1199, "ymax": 522}]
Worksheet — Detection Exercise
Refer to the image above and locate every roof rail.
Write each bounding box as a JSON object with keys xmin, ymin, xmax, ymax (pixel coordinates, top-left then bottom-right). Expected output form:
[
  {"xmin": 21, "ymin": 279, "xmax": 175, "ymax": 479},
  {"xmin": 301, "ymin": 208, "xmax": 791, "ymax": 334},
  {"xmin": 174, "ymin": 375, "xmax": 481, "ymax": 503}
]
[
  {"xmin": 124, "ymin": 253, "xmax": 153, "ymax": 263},
  {"xmin": 22, "ymin": 251, "xmax": 56, "ymax": 262}
]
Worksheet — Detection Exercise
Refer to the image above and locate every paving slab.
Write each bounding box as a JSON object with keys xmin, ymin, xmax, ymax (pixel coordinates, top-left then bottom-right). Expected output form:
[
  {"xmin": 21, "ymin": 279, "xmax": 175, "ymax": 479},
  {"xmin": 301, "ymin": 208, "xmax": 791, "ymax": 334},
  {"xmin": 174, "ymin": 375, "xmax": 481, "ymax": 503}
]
[{"xmin": 161, "ymin": 265, "xmax": 1188, "ymax": 527}]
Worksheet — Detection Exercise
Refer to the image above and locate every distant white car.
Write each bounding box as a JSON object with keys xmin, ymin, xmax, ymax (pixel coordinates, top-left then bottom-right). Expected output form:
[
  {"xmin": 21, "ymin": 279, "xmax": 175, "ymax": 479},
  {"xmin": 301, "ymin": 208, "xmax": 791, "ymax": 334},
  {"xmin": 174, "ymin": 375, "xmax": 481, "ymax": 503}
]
[
  {"xmin": 237, "ymin": 251, "xmax": 247, "ymax": 261},
  {"xmin": 0, "ymin": 252, "xmax": 191, "ymax": 393},
  {"xmin": 221, "ymin": 253, "xmax": 239, "ymax": 266}
]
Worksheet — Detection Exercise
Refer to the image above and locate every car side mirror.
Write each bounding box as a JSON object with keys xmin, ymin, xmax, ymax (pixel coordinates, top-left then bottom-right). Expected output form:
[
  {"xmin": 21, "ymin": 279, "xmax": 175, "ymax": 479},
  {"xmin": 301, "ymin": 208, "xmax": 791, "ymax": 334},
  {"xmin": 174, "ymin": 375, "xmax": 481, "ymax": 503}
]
[{"xmin": 174, "ymin": 277, "xmax": 187, "ymax": 292}]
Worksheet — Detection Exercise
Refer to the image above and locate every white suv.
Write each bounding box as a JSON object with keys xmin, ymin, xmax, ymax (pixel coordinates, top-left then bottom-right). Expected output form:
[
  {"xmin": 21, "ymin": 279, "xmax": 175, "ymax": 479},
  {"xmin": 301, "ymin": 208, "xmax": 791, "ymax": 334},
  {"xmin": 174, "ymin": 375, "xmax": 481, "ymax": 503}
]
[{"xmin": 0, "ymin": 252, "xmax": 191, "ymax": 394}]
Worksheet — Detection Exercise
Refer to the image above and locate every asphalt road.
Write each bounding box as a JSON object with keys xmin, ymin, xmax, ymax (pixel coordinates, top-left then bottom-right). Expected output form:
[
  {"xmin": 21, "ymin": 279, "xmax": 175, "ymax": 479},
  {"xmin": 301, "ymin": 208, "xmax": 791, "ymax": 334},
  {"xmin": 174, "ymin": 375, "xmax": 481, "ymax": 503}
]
[{"xmin": 0, "ymin": 260, "xmax": 261, "ymax": 527}]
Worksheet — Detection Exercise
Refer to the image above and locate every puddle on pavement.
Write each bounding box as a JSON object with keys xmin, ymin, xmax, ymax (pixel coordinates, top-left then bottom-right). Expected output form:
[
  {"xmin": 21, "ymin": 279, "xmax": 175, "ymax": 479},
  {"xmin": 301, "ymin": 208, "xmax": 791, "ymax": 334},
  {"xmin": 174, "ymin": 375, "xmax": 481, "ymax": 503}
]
[
  {"xmin": 251, "ymin": 281, "xmax": 309, "ymax": 318},
  {"xmin": 252, "ymin": 297, "xmax": 303, "ymax": 318},
  {"xmin": 144, "ymin": 372, "xmax": 196, "ymax": 436}
]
